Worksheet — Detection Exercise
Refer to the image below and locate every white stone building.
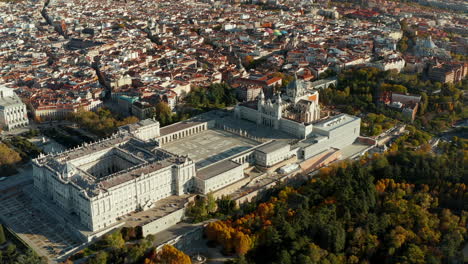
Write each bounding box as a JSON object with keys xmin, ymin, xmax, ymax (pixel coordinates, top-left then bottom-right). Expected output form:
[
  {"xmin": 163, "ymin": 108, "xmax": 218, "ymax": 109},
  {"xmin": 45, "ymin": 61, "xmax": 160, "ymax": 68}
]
[
  {"xmin": 234, "ymin": 76, "xmax": 321, "ymax": 139},
  {"xmin": 299, "ymin": 114, "xmax": 361, "ymax": 160},
  {"xmin": 372, "ymin": 55, "xmax": 406, "ymax": 73},
  {"xmin": 255, "ymin": 141, "xmax": 294, "ymax": 167},
  {"xmin": 194, "ymin": 160, "xmax": 245, "ymax": 194},
  {"xmin": 32, "ymin": 99, "xmax": 362, "ymax": 240},
  {"xmin": 0, "ymin": 85, "xmax": 29, "ymax": 130},
  {"xmin": 33, "ymin": 119, "xmax": 195, "ymax": 232}
]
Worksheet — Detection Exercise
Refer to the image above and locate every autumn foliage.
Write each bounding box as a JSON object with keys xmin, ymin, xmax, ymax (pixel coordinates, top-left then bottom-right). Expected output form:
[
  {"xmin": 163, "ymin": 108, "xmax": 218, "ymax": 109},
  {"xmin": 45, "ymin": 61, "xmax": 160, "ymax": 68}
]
[
  {"xmin": 206, "ymin": 143, "xmax": 467, "ymax": 264},
  {"xmin": 143, "ymin": 245, "xmax": 191, "ymax": 264},
  {"xmin": 0, "ymin": 143, "xmax": 21, "ymax": 167},
  {"xmin": 73, "ymin": 108, "xmax": 139, "ymax": 137},
  {"xmin": 205, "ymin": 220, "xmax": 253, "ymax": 255},
  {"xmin": 0, "ymin": 143, "xmax": 22, "ymax": 175}
]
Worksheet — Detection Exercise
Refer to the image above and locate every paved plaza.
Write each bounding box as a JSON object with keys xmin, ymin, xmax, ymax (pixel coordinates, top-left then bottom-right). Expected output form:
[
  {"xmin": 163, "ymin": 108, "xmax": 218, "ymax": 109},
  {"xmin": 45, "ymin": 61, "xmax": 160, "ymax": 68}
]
[
  {"xmin": 162, "ymin": 129, "xmax": 259, "ymax": 168},
  {"xmin": 217, "ymin": 115, "xmax": 295, "ymax": 141},
  {"xmin": 0, "ymin": 188, "xmax": 81, "ymax": 262}
]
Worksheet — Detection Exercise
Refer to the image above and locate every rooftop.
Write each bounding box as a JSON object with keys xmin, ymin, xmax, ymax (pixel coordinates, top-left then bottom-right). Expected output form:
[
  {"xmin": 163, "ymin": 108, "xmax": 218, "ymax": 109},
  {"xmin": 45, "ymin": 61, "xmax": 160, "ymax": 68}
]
[
  {"xmin": 196, "ymin": 160, "xmax": 241, "ymax": 180},
  {"xmin": 160, "ymin": 121, "xmax": 203, "ymax": 136},
  {"xmin": 34, "ymin": 131, "xmax": 188, "ymax": 197},
  {"xmin": 256, "ymin": 140, "xmax": 290, "ymax": 154},
  {"xmin": 314, "ymin": 114, "xmax": 360, "ymax": 132},
  {"xmin": 0, "ymin": 86, "xmax": 24, "ymax": 107},
  {"xmin": 99, "ymin": 159, "xmax": 174, "ymax": 189}
]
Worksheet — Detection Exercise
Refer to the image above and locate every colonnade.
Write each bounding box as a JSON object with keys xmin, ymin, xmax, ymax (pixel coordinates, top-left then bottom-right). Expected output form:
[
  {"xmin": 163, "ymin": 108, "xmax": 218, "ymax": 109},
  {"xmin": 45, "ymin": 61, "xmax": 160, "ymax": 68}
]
[
  {"xmin": 232, "ymin": 152, "xmax": 255, "ymax": 165},
  {"xmin": 158, "ymin": 123, "xmax": 208, "ymax": 145}
]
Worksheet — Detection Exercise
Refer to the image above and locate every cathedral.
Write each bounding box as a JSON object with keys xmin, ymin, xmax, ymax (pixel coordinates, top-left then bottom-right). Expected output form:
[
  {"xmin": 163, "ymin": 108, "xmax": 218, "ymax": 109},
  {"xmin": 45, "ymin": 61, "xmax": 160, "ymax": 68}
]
[{"xmin": 234, "ymin": 75, "xmax": 321, "ymax": 138}]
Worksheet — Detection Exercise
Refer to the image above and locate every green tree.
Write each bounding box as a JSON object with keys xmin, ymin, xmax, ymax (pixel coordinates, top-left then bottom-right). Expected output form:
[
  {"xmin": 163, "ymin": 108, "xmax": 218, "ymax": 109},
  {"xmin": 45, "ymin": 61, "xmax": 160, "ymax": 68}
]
[
  {"xmin": 73, "ymin": 108, "xmax": 138, "ymax": 136},
  {"xmin": 206, "ymin": 193, "xmax": 217, "ymax": 214},
  {"xmin": 186, "ymin": 196, "xmax": 210, "ymax": 222},
  {"xmin": 197, "ymin": 143, "xmax": 467, "ymax": 264},
  {"xmin": 88, "ymin": 251, "xmax": 108, "ymax": 264},
  {"xmin": 372, "ymin": 125, "xmax": 383, "ymax": 136},
  {"xmin": 419, "ymin": 92, "xmax": 428, "ymax": 115},
  {"xmin": 185, "ymin": 83, "xmax": 237, "ymax": 109},
  {"xmin": 153, "ymin": 102, "xmax": 173, "ymax": 126},
  {"xmin": 102, "ymin": 231, "xmax": 125, "ymax": 249},
  {"xmin": 277, "ymin": 250, "xmax": 292, "ymax": 264},
  {"xmin": 440, "ymin": 228, "xmax": 465, "ymax": 258},
  {"xmin": 217, "ymin": 195, "xmax": 237, "ymax": 216},
  {"xmin": 404, "ymin": 244, "xmax": 425, "ymax": 264},
  {"xmin": 308, "ymin": 243, "xmax": 328, "ymax": 262},
  {"xmin": 0, "ymin": 244, "xmax": 46, "ymax": 264},
  {"xmin": 14, "ymin": 249, "xmax": 47, "ymax": 264}
]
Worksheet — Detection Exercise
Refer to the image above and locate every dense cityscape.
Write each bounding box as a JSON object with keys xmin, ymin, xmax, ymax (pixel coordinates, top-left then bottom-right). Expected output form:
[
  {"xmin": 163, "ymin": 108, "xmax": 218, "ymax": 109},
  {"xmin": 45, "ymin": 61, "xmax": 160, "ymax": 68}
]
[{"xmin": 0, "ymin": 0, "xmax": 466, "ymax": 263}]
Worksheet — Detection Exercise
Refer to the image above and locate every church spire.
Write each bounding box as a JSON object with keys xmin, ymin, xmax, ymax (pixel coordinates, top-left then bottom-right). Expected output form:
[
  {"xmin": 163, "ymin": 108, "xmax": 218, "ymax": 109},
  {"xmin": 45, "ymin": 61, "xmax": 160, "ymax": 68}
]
[
  {"xmin": 286, "ymin": 72, "xmax": 304, "ymax": 102},
  {"xmin": 257, "ymin": 89, "xmax": 265, "ymax": 109}
]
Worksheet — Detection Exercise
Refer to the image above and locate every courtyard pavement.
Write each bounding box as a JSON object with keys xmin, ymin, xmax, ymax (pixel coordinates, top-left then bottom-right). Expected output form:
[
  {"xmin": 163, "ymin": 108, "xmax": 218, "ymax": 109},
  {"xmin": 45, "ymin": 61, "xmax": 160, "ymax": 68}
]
[
  {"xmin": 0, "ymin": 187, "xmax": 81, "ymax": 263},
  {"xmin": 162, "ymin": 129, "xmax": 259, "ymax": 168}
]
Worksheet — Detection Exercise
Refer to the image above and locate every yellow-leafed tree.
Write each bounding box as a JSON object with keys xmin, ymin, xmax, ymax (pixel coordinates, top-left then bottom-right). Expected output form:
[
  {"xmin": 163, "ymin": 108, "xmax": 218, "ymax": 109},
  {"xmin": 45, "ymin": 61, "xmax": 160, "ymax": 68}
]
[{"xmin": 157, "ymin": 245, "xmax": 191, "ymax": 264}]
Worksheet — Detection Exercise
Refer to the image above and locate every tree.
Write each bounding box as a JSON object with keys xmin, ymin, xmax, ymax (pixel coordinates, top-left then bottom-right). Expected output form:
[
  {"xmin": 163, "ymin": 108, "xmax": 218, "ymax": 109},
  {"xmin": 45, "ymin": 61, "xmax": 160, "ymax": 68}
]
[
  {"xmin": 120, "ymin": 227, "xmax": 137, "ymax": 241},
  {"xmin": 14, "ymin": 249, "xmax": 47, "ymax": 264},
  {"xmin": 440, "ymin": 228, "xmax": 465, "ymax": 258},
  {"xmin": 157, "ymin": 245, "xmax": 191, "ymax": 264},
  {"xmin": 206, "ymin": 193, "xmax": 217, "ymax": 214},
  {"xmin": 277, "ymin": 250, "xmax": 292, "ymax": 264},
  {"xmin": 381, "ymin": 83, "xmax": 408, "ymax": 94},
  {"xmin": 201, "ymin": 145, "xmax": 466, "ymax": 264},
  {"xmin": 308, "ymin": 243, "xmax": 328, "ymax": 262},
  {"xmin": 233, "ymin": 232, "xmax": 251, "ymax": 255},
  {"xmin": 0, "ymin": 225, "xmax": 5, "ymax": 245},
  {"xmin": 185, "ymin": 83, "xmax": 237, "ymax": 109},
  {"xmin": 186, "ymin": 196, "xmax": 210, "ymax": 222},
  {"xmin": 88, "ymin": 251, "xmax": 108, "ymax": 264},
  {"xmin": 120, "ymin": 116, "xmax": 139, "ymax": 126},
  {"xmin": 73, "ymin": 108, "xmax": 138, "ymax": 136},
  {"xmin": 419, "ymin": 92, "xmax": 428, "ymax": 115},
  {"xmin": 102, "ymin": 231, "xmax": 125, "ymax": 249},
  {"xmin": 0, "ymin": 143, "xmax": 21, "ymax": 167},
  {"xmin": 0, "ymin": 143, "xmax": 22, "ymax": 176},
  {"xmin": 217, "ymin": 195, "xmax": 237, "ymax": 216},
  {"xmin": 153, "ymin": 102, "xmax": 173, "ymax": 126},
  {"xmin": 372, "ymin": 125, "xmax": 382, "ymax": 136},
  {"xmin": 404, "ymin": 244, "xmax": 425, "ymax": 264},
  {"xmin": 397, "ymin": 36, "xmax": 409, "ymax": 53},
  {"xmin": 127, "ymin": 241, "xmax": 150, "ymax": 263}
]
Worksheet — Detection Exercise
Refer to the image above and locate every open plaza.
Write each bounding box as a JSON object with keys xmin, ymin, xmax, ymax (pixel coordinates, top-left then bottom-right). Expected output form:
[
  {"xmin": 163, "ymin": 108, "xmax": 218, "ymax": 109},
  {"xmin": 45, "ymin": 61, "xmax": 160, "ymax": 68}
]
[
  {"xmin": 162, "ymin": 128, "xmax": 259, "ymax": 168},
  {"xmin": 0, "ymin": 189, "xmax": 81, "ymax": 261}
]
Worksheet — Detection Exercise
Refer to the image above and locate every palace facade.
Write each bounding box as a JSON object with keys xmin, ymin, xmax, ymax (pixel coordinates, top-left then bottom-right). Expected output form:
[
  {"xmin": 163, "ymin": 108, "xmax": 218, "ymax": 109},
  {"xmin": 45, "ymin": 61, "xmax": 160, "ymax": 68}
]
[{"xmin": 33, "ymin": 84, "xmax": 362, "ymax": 238}]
